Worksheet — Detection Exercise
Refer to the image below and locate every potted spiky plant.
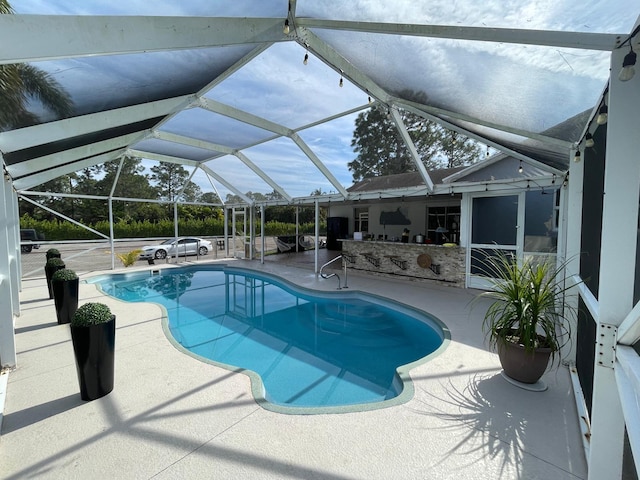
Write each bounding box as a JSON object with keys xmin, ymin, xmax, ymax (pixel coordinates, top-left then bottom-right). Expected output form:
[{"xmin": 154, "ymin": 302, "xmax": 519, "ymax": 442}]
[
  {"xmin": 478, "ymin": 253, "xmax": 576, "ymax": 386},
  {"xmin": 45, "ymin": 257, "xmax": 66, "ymax": 299},
  {"xmin": 51, "ymin": 268, "xmax": 79, "ymax": 324},
  {"xmin": 70, "ymin": 302, "xmax": 116, "ymax": 401},
  {"xmin": 116, "ymin": 249, "xmax": 143, "ymax": 267}
]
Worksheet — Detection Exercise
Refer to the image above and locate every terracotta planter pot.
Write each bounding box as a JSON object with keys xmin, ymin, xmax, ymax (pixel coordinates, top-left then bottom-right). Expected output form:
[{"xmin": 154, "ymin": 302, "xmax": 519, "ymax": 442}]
[
  {"xmin": 497, "ymin": 338, "xmax": 552, "ymax": 384},
  {"xmin": 71, "ymin": 315, "xmax": 116, "ymax": 401},
  {"xmin": 52, "ymin": 278, "xmax": 79, "ymax": 324}
]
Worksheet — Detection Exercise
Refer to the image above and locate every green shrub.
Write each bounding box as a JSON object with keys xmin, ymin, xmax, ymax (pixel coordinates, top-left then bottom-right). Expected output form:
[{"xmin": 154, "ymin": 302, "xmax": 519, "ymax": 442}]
[
  {"xmin": 46, "ymin": 248, "xmax": 61, "ymax": 259},
  {"xmin": 71, "ymin": 303, "xmax": 113, "ymax": 327},
  {"xmin": 46, "ymin": 257, "xmax": 66, "ymax": 268},
  {"xmin": 52, "ymin": 268, "xmax": 78, "ymax": 282}
]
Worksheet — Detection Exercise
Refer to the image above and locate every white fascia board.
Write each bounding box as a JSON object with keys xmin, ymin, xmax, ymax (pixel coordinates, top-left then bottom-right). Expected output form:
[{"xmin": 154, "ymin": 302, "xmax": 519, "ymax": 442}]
[
  {"xmin": 346, "ymin": 187, "xmax": 431, "ymax": 201},
  {"xmin": 8, "ymin": 131, "xmax": 145, "ymax": 178},
  {"xmin": 0, "ymin": 96, "xmax": 191, "ymax": 153},
  {"xmin": 432, "ymin": 174, "xmax": 561, "ymax": 193},
  {"xmin": 12, "ymin": 150, "xmax": 124, "ymax": 190},
  {"xmin": 297, "ymin": 18, "xmax": 622, "ymax": 51},
  {"xmin": 0, "ymin": 15, "xmax": 286, "ymax": 64}
]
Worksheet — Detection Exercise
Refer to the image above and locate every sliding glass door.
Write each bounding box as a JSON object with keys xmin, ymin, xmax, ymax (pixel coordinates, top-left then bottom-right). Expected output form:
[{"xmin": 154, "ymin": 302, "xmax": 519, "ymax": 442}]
[{"xmin": 467, "ymin": 189, "xmax": 559, "ymax": 289}]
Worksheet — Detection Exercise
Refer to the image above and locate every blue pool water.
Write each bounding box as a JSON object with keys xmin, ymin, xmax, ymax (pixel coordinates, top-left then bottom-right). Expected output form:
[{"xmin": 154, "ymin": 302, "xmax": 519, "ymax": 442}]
[{"xmin": 89, "ymin": 265, "xmax": 447, "ymax": 410}]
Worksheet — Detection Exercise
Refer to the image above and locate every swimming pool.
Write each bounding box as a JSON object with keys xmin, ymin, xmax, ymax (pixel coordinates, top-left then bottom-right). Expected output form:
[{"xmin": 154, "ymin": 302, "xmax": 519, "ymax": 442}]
[{"xmin": 89, "ymin": 265, "xmax": 449, "ymax": 413}]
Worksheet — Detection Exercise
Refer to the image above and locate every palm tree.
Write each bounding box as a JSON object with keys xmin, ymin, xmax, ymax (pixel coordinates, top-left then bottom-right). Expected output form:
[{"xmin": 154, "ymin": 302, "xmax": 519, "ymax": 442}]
[{"xmin": 0, "ymin": 0, "xmax": 74, "ymax": 129}]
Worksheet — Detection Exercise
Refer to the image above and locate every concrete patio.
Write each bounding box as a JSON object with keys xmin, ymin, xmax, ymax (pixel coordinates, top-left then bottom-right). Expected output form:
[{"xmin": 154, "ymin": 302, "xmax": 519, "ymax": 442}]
[{"xmin": 0, "ymin": 258, "xmax": 587, "ymax": 479}]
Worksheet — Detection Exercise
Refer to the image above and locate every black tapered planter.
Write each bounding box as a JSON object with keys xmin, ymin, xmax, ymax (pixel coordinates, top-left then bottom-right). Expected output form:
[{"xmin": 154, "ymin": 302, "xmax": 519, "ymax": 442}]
[
  {"xmin": 71, "ymin": 315, "xmax": 116, "ymax": 401},
  {"xmin": 45, "ymin": 263, "xmax": 65, "ymax": 299},
  {"xmin": 52, "ymin": 278, "xmax": 79, "ymax": 324}
]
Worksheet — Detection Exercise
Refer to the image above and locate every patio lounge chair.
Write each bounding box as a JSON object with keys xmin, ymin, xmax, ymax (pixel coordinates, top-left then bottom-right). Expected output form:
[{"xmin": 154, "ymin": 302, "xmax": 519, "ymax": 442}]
[
  {"xmin": 298, "ymin": 236, "xmax": 315, "ymax": 250},
  {"xmin": 275, "ymin": 237, "xmax": 296, "ymax": 253}
]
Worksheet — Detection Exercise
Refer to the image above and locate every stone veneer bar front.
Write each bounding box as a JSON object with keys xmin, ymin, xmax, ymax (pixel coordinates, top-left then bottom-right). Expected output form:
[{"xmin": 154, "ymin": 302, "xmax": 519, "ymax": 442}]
[{"xmin": 340, "ymin": 240, "xmax": 465, "ymax": 287}]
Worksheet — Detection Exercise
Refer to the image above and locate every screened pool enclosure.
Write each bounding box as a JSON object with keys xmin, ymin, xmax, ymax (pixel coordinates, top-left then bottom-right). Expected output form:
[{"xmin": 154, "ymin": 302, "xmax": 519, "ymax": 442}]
[{"xmin": 1, "ymin": 1, "xmax": 640, "ymax": 478}]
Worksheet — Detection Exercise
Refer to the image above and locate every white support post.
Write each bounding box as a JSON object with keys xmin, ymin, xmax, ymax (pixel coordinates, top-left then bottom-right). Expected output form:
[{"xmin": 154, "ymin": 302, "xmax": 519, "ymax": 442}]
[
  {"xmin": 295, "ymin": 207, "xmax": 299, "ymax": 253},
  {"xmin": 108, "ymin": 198, "xmax": 115, "ymax": 270},
  {"xmin": 7, "ymin": 184, "xmax": 20, "ymax": 315},
  {"xmin": 223, "ymin": 207, "xmax": 228, "ymax": 256},
  {"xmin": 10, "ymin": 185, "xmax": 22, "ymax": 291},
  {"xmin": 588, "ymin": 46, "xmax": 640, "ymax": 480},
  {"xmin": 315, "ymin": 199, "xmax": 320, "ymax": 274},
  {"xmin": 249, "ymin": 205, "xmax": 254, "ymax": 260},
  {"xmin": 564, "ymin": 149, "xmax": 585, "ymax": 364},
  {"xmin": 260, "ymin": 205, "xmax": 265, "ymax": 264},
  {"xmin": 173, "ymin": 202, "xmax": 179, "ymax": 262},
  {"xmin": 0, "ymin": 171, "xmax": 17, "ymax": 368}
]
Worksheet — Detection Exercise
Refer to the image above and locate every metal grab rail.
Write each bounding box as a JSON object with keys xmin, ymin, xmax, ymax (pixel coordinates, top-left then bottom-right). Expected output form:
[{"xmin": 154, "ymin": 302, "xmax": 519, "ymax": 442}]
[{"xmin": 319, "ymin": 255, "xmax": 348, "ymax": 290}]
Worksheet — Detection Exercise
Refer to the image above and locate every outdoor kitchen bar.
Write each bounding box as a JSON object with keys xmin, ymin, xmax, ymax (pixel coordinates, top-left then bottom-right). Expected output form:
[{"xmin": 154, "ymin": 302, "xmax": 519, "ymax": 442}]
[{"xmin": 340, "ymin": 239, "xmax": 465, "ymax": 286}]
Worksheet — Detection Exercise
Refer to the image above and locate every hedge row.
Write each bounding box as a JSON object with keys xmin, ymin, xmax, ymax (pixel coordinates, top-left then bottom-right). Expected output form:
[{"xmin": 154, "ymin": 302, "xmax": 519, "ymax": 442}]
[{"xmin": 20, "ymin": 215, "xmax": 325, "ymax": 241}]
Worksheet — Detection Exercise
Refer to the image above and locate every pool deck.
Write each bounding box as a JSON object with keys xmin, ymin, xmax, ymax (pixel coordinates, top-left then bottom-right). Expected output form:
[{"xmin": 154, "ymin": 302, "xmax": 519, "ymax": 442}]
[{"xmin": 0, "ymin": 257, "xmax": 587, "ymax": 479}]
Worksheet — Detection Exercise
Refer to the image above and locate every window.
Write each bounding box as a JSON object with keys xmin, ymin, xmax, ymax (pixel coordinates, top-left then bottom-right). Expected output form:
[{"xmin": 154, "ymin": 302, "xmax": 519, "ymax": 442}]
[
  {"xmin": 354, "ymin": 208, "xmax": 369, "ymax": 233},
  {"xmin": 427, "ymin": 205, "xmax": 461, "ymax": 244},
  {"xmin": 524, "ymin": 188, "xmax": 559, "ymax": 253}
]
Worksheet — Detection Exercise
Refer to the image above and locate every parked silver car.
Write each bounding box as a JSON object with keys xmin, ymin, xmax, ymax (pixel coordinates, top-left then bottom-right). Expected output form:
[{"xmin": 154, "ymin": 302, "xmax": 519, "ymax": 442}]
[{"xmin": 139, "ymin": 237, "xmax": 212, "ymax": 260}]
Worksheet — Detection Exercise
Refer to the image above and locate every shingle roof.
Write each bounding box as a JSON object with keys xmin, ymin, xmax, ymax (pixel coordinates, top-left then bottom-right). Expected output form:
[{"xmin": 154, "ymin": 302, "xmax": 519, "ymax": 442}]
[{"xmin": 347, "ymin": 167, "xmax": 466, "ymax": 193}]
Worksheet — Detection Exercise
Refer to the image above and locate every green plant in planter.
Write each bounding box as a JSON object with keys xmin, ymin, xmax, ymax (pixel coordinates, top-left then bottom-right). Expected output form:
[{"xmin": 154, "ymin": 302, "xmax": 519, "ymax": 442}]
[
  {"xmin": 46, "ymin": 248, "xmax": 61, "ymax": 260},
  {"xmin": 115, "ymin": 249, "xmax": 143, "ymax": 267},
  {"xmin": 46, "ymin": 257, "xmax": 65, "ymax": 268},
  {"xmin": 52, "ymin": 268, "xmax": 78, "ymax": 282},
  {"xmin": 45, "ymin": 257, "xmax": 66, "ymax": 299},
  {"xmin": 71, "ymin": 302, "xmax": 113, "ymax": 326},
  {"xmin": 477, "ymin": 253, "xmax": 577, "ymax": 385},
  {"xmin": 52, "ymin": 268, "xmax": 79, "ymax": 325},
  {"xmin": 70, "ymin": 302, "xmax": 116, "ymax": 401}
]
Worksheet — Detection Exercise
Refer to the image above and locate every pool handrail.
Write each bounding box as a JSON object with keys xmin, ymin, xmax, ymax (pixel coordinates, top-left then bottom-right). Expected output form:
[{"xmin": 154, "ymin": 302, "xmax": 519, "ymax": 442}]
[{"xmin": 319, "ymin": 255, "xmax": 348, "ymax": 290}]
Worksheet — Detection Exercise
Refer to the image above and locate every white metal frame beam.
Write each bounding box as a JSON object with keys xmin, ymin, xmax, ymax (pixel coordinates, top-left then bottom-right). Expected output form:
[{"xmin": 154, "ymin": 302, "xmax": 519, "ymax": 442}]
[
  {"xmin": 153, "ymin": 131, "xmax": 292, "ymax": 201},
  {"xmin": 8, "ymin": 131, "xmax": 150, "ymax": 180},
  {"xmin": 12, "ymin": 150, "xmax": 125, "ymax": 191},
  {"xmin": 199, "ymin": 98, "xmax": 349, "ymax": 198},
  {"xmin": 0, "ymin": 95, "xmax": 192, "ymax": 153},
  {"xmin": 296, "ymin": 18, "xmax": 623, "ymax": 51},
  {"xmin": 0, "ymin": 170, "xmax": 17, "ymax": 368},
  {"xmin": 396, "ymin": 98, "xmax": 573, "ymax": 151},
  {"xmin": 389, "ymin": 107, "xmax": 434, "ymax": 192},
  {"xmin": 0, "ymin": 15, "xmax": 287, "ymax": 65},
  {"xmin": 587, "ymin": 45, "xmax": 640, "ymax": 479},
  {"xmin": 128, "ymin": 149, "xmax": 253, "ymax": 205}
]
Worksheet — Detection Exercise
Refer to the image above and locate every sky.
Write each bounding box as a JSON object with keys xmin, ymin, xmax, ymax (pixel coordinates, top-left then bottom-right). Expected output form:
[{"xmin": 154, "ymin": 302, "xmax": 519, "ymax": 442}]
[{"xmin": 11, "ymin": 0, "xmax": 639, "ymax": 200}]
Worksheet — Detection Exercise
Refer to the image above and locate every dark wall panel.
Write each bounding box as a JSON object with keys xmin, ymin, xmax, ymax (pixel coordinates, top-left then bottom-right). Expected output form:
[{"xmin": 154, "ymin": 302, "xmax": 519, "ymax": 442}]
[
  {"xmin": 580, "ymin": 125, "xmax": 606, "ymax": 298},
  {"xmin": 576, "ymin": 297, "xmax": 596, "ymax": 414}
]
